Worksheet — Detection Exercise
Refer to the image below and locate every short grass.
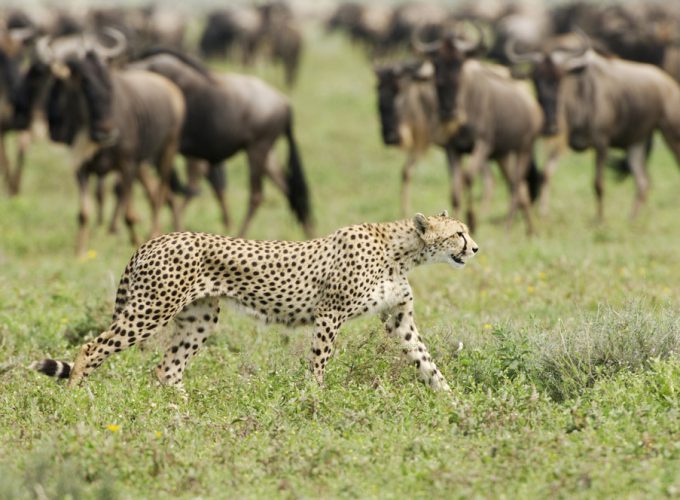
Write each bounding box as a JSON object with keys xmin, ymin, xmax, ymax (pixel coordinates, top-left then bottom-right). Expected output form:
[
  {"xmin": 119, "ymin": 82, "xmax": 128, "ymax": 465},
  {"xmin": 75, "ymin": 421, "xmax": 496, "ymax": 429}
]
[{"xmin": 1, "ymin": 28, "xmax": 680, "ymax": 499}]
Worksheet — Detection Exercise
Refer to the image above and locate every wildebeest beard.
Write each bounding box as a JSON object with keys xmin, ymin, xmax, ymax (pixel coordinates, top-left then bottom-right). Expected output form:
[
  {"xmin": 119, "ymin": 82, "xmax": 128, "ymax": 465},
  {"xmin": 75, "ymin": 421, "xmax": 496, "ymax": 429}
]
[
  {"xmin": 11, "ymin": 60, "xmax": 50, "ymax": 130},
  {"xmin": 0, "ymin": 50, "xmax": 21, "ymax": 125}
]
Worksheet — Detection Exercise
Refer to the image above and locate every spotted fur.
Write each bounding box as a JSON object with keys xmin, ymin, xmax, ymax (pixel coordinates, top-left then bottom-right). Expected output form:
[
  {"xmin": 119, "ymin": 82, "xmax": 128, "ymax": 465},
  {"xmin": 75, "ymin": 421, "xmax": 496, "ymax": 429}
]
[{"xmin": 32, "ymin": 212, "xmax": 478, "ymax": 391}]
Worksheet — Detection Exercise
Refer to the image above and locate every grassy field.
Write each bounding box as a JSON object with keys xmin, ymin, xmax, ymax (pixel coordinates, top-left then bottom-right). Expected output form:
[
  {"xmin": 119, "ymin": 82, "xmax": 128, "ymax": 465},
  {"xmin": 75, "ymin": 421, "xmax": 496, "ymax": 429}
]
[{"xmin": 1, "ymin": 28, "xmax": 680, "ymax": 499}]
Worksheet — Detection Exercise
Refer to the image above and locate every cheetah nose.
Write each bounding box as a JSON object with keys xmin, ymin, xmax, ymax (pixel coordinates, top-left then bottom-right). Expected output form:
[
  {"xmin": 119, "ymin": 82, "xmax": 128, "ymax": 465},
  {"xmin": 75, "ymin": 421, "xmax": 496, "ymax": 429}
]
[{"xmin": 472, "ymin": 247, "xmax": 479, "ymax": 254}]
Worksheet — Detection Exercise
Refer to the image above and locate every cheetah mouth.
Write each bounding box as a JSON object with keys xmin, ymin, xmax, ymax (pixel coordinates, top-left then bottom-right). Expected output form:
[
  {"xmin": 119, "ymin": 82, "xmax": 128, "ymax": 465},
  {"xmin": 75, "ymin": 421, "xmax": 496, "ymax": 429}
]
[{"xmin": 452, "ymin": 254, "xmax": 465, "ymax": 265}]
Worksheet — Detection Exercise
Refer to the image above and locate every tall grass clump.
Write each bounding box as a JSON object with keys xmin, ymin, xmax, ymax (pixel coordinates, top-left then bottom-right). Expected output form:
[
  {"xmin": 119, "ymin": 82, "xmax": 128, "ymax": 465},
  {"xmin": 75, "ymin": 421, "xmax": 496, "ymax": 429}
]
[{"xmin": 533, "ymin": 301, "xmax": 680, "ymax": 401}]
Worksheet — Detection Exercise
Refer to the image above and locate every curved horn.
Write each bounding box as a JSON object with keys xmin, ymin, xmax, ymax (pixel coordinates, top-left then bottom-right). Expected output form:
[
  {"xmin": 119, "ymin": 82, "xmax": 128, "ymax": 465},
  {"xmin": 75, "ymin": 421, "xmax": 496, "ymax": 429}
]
[
  {"xmin": 8, "ymin": 27, "xmax": 36, "ymax": 44},
  {"xmin": 550, "ymin": 27, "xmax": 591, "ymax": 69},
  {"xmin": 411, "ymin": 23, "xmax": 441, "ymax": 54},
  {"xmin": 504, "ymin": 37, "xmax": 543, "ymax": 64},
  {"xmin": 453, "ymin": 20, "xmax": 484, "ymax": 54},
  {"xmin": 92, "ymin": 27, "xmax": 127, "ymax": 60}
]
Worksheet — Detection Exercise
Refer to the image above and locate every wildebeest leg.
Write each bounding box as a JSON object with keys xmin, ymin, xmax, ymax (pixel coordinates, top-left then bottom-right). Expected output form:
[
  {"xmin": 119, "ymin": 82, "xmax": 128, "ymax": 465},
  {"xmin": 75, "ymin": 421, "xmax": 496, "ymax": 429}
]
[
  {"xmin": 594, "ymin": 146, "xmax": 608, "ymax": 222},
  {"xmin": 627, "ymin": 141, "xmax": 650, "ymax": 219},
  {"xmin": 538, "ymin": 137, "xmax": 563, "ymax": 217},
  {"xmin": 8, "ymin": 131, "xmax": 30, "ymax": 196},
  {"xmin": 0, "ymin": 134, "xmax": 11, "ymax": 194},
  {"xmin": 264, "ymin": 148, "xmax": 289, "ymax": 195},
  {"xmin": 109, "ymin": 176, "xmax": 124, "ymax": 234},
  {"xmin": 480, "ymin": 162, "xmax": 495, "ymax": 212},
  {"xmin": 75, "ymin": 166, "xmax": 92, "ymax": 257},
  {"xmin": 238, "ymin": 143, "xmax": 269, "ymax": 237},
  {"xmin": 513, "ymin": 151, "xmax": 534, "ymax": 235},
  {"xmin": 119, "ymin": 166, "xmax": 140, "ymax": 246},
  {"xmin": 444, "ymin": 145, "xmax": 462, "ymax": 217},
  {"xmin": 464, "ymin": 142, "xmax": 491, "ymax": 232},
  {"xmin": 179, "ymin": 158, "xmax": 205, "ymax": 214},
  {"xmin": 400, "ymin": 152, "xmax": 418, "ymax": 217},
  {"xmin": 207, "ymin": 162, "xmax": 230, "ymax": 229},
  {"xmin": 95, "ymin": 176, "xmax": 106, "ymax": 226}
]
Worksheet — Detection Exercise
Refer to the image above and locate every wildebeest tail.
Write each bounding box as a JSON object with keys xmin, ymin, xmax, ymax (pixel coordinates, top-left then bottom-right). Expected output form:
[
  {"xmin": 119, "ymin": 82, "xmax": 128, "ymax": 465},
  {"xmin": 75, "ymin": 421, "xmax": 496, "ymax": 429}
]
[
  {"xmin": 526, "ymin": 153, "xmax": 544, "ymax": 203},
  {"xmin": 30, "ymin": 359, "xmax": 72, "ymax": 379},
  {"xmin": 284, "ymin": 115, "xmax": 312, "ymax": 229}
]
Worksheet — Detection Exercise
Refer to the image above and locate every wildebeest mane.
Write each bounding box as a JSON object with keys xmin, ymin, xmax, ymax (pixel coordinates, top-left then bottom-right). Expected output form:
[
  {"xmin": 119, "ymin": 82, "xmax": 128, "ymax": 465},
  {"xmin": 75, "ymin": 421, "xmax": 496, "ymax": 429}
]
[{"xmin": 134, "ymin": 47, "xmax": 216, "ymax": 83}]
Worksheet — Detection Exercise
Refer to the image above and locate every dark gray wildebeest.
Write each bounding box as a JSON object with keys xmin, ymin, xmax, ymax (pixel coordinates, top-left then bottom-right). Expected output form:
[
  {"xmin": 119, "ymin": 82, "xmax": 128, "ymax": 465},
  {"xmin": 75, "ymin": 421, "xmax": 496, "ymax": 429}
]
[
  {"xmin": 199, "ymin": 4, "xmax": 302, "ymax": 88},
  {"xmin": 374, "ymin": 58, "xmax": 495, "ymax": 218},
  {"xmin": 0, "ymin": 25, "xmax": 35, "ymax": 195},
  {"xmin": 38, "ymin": 32, "xmax": 185, "ymax": 255},
  {"xmin": 130, "ymin": 48, "xmax": 313, "ymax": 238},
  {"xmin": 374, "ymin": 59, "xmax": 461, "ymax": 217},
  {"xmin": 415, "ymin": 31, "xmax": 544, "ymax": 234},
  {"xmin": 508, "ymin": 32, "xmax": 680, "ymax": 221}
]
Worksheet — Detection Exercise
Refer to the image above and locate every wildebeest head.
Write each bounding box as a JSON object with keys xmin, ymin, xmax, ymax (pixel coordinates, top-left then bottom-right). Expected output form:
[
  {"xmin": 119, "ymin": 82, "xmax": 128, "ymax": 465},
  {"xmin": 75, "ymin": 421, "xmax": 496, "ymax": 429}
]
[
  {"xmin": 374, "ymin": 60, "xmax": 432, "ymax": 146},
  {"xmin": 46, "ymin": 51, "xmax": 116, "ymax": 145},
  {"xmin": 506, "ymin": 32, "xmax": 590, "ymax": 136},
  {"xmin": 413, "ymin": 23, "xmax": 484, "ymax": 121},
  {"xmin": 38, "ymin": 29, "xmax": 126, "ymax": 145},
  {"xmin": 0, "ymin": 27, "xmax": 35, "ymax": 125},
  {"xmin": 375, "ymin": 64, "xmax": 403, "ymax": 145},
  {"xmin": 10, "ymin": 60, "xmax": 50, "ymax": 130}
]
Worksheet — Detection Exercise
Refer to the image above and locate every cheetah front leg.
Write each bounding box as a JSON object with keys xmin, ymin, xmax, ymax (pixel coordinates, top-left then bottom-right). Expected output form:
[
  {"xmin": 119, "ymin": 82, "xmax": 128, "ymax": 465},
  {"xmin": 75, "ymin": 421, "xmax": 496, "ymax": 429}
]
[
  {"xmin": 384, "ymin": 298, "xmax": 451, "ymax": 392},
  {"xmin": 310, "ymin": 312, "xmax": 346, "ymax": 386}
]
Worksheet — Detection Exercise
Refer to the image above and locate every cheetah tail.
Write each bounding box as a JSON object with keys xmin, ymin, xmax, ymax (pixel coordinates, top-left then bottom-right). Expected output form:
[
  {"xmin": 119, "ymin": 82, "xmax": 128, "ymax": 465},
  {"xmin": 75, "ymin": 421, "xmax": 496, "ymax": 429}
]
[{"xmin": 30, "ymin": 359, "xmax": 73, "ymax": 379}]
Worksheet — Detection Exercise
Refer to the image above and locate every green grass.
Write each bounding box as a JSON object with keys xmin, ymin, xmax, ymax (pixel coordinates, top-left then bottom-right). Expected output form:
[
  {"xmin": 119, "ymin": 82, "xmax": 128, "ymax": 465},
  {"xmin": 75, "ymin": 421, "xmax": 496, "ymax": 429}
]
[{"xmin": 1, "ymin": 28, "xmax": 680, "ymax": 498}]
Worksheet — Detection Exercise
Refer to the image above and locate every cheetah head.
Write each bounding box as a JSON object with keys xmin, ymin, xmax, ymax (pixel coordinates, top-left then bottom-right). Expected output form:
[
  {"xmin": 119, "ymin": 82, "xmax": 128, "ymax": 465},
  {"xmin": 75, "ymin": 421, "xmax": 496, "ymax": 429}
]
[{"xmin": 414, "ymin": 211, "xmax": 479, "ymax": 268}]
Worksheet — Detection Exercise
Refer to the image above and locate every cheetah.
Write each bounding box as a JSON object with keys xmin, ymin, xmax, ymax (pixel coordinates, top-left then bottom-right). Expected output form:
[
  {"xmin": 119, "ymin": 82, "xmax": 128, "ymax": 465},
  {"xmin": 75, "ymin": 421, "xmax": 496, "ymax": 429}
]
[{"xmin": 32, "ymin": 212, "xmax": 478, "ymax": 391}]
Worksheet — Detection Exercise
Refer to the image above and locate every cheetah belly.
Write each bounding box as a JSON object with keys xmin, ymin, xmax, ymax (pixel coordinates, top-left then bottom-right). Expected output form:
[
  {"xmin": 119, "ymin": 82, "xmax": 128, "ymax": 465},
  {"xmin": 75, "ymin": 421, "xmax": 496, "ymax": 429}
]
[
  {"xmin": 358, "ymin": 279, "xmax": 407, "ymax": 316},
  {"xmin": 220, "ymin": 278, "xmax": 321, "ymax": 326}
]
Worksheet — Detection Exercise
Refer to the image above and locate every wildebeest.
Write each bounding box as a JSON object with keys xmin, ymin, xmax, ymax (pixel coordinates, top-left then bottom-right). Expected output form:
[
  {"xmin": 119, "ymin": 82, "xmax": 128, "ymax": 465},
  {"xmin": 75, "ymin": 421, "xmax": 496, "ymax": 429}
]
[
  {"xmin": 374, "ymin": 58, "xmax": 501, "ymax": 218},
  {"xmin": 415, "ymin": 31, "xmax": 544, "ymax": 234},
  {"xmin": 374, "ymin": 60, "xmax": 458, "ymax": 216},
  {"xmin": 130, "ymin": 49, "xmax": 313, "ymax": 238},
  {"xmin": 0, "ymin": 25, "xmax": 34, "ymax": 195},
  {"xmin": 38, "ymin": 32, "xmax": 185, "ymax": 255},
  {"xmin": 509, "ymin": 33, "xmax": 680, "ymax": 221},
  {"xmin": 199, "ymin": 3, "xmax": 302, "ymax": 87}
]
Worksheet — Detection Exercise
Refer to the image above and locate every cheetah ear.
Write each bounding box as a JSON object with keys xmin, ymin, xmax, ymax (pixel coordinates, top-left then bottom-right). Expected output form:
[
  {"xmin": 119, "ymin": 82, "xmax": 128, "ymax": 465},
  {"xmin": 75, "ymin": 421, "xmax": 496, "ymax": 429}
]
[
  {"xmin": 439, "ymin": 210, "xmax": 449, "ymax": 217},
  {"xmin": 414, "ymin": 213, "xmax": 429, "ymax": 236}
]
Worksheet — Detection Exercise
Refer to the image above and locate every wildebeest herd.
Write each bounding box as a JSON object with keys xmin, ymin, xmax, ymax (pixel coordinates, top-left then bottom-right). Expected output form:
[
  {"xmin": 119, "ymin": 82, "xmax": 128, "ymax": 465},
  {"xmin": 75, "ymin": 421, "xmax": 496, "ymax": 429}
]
[{"xmin": 2, "ymin": 0, "xmax": 680, "ymax": 254}]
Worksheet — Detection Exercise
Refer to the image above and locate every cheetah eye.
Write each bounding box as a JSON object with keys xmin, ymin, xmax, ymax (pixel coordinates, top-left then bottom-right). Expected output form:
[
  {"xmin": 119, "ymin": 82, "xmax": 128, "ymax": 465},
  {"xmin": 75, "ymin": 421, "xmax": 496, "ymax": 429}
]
[{"xmin": 456, "ymin": 232, "xmax": 464, "ymax": 237}]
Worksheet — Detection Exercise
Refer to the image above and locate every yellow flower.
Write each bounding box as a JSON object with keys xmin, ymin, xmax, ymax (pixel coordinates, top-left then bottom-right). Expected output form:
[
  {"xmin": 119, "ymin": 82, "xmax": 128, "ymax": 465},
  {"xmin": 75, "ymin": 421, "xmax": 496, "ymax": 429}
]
[
  {"xmin": 106, "ymin": 424, "xmax": 120, "ymax": 432},
  {"xmin": 483, "ymin": 323, "xmax": 493, "ymax": 330},
  {"xmin": 155, "ymin": 431, "xmax": 162, "ymax": 438},
  {"xmin": 527, "ymin": 286, "xmax": 535, "ymax": 294},
  {"xmin": 86, "ymin": 250, "xmax": 97, "ymax": 260},
  {"xmin": 538, "ymin": 271, "xmax": 546, "ymax": 281}
]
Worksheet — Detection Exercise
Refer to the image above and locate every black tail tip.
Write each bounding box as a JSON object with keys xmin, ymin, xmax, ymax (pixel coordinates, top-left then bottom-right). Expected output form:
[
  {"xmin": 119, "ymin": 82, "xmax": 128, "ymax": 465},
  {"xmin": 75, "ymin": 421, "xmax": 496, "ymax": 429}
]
[
  {"xmin": 30, "ymin": 359, "xmax": 71, "ymax": 379},
  {"xmin": 526, "ymin": 160, "xmax": 544, "ymax": 203}
]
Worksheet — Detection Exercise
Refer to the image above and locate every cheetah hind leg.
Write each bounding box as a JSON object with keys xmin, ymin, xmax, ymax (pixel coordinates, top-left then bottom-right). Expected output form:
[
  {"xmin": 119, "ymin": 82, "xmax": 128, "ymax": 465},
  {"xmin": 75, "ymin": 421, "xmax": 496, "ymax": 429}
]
[{"xmin": 155, "ymin": 297, "xmax": 220, "ymax": 389}]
